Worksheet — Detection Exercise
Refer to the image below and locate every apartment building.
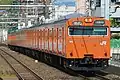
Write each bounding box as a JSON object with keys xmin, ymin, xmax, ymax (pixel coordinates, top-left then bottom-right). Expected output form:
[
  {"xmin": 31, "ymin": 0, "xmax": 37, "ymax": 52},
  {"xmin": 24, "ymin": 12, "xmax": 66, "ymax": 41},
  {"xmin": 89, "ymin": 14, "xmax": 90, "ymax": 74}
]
[
  {"xmin": 47, "ymin": 0, "xmax": 75, "ymax": 22},
  {"xmin": 75, "ymin": 0, "xmax": 86, "ymax": 14},
  {"xmin": 110, "ymin": 0, "xmax": 120, "ymax": 27},
  {"xmin": 17, "ymin": 0, "xmax": 51, "ymax": 28},
  {"xmin": 75, "ymin": 0, "xmax": 110, "ymax": 19}
]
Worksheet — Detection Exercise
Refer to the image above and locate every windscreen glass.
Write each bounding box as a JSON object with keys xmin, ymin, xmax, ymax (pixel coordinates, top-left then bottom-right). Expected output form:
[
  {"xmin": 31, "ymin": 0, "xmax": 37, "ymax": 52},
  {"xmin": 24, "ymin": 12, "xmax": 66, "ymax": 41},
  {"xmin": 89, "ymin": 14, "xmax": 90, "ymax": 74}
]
[{"xmin": 69, "ymin": 27, "xmax": 107, "ymax": 35}]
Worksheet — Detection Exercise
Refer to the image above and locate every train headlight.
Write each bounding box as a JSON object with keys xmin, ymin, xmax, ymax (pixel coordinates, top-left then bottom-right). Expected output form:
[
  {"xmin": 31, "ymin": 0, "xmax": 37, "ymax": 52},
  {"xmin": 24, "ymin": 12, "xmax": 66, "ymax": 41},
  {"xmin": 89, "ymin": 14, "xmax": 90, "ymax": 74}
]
[
  {"xmin": 73, "ymin": 21, "xmax": 82, "ymax": 25},
  {"xmin": 84, "ymin": 18, "xmax": 93, "ymax": 23}
]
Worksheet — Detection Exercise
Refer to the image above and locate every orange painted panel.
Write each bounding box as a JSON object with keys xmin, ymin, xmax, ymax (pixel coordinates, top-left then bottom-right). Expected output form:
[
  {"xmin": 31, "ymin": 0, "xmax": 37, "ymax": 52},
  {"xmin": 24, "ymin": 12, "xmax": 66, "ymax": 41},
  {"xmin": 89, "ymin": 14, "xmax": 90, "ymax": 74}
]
[{"xmin": 8, "ymin": 17, "xmax": 110, "ymax": 60}]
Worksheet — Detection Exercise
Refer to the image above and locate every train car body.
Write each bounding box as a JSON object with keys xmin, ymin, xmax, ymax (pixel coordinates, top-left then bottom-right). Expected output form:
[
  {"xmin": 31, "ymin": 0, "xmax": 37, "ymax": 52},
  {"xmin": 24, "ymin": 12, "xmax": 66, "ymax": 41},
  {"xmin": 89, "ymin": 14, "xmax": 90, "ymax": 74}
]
[{"xmin": 8, "ymin": 16, "xmax": 111, "ymax": 71}]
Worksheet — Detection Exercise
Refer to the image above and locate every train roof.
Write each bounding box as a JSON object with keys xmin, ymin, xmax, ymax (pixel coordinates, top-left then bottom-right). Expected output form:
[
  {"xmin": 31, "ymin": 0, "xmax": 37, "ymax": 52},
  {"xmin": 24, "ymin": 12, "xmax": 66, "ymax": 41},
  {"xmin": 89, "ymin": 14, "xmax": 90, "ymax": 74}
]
[
  {"xmin": 8, "ymin": 13, "xmax": 85, "ymax": 34},
  {"xmin": 28, "ymin": 12, "xmax": 85, "ymax": 28},
  {"xmin": 63, "ymin": 12, "xmax": 85, "ymax": 19},
  {"xmin": 52, "ymin": 12, "xmax": 85, "ymax": 22}
]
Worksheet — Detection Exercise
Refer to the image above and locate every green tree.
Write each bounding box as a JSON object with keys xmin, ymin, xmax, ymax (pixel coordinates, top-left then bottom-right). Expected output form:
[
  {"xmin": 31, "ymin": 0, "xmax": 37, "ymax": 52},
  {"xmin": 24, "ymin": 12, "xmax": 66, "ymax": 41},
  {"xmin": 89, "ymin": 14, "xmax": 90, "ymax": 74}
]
[{"xmin": 0, "ymin": 0, "xmax": 13, "ymax": 5}]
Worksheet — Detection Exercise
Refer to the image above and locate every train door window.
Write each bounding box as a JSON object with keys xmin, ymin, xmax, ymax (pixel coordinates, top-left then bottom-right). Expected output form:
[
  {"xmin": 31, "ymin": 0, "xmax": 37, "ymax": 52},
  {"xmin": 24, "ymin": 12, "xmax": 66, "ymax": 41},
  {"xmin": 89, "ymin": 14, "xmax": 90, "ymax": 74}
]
[
  {"xmin": 54, "ymin": 29, "xmax": 56, "ymax": 37},
  {"xmin": 45, "ymin": 29, "xmax": 47, "ymax": 40},
  {"xmin": 49, "ymin": 29, "xmax": 52, "ymax": 37},
  {"xmin": 41, "ymin": 30, "xmax": 43, "ymax": 37},
  {"xmin": 59, "ymin": 29, "xmax": 62, "ymax": 37}
]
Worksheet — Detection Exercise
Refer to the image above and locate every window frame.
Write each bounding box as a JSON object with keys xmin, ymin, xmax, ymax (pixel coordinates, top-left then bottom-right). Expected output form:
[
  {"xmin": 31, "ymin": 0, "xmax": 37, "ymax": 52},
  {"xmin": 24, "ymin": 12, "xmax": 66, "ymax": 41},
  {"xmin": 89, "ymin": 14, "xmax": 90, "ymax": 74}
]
[{"xmin": 68, "ymin": 26, "xmax": 108, "ymax": 36}]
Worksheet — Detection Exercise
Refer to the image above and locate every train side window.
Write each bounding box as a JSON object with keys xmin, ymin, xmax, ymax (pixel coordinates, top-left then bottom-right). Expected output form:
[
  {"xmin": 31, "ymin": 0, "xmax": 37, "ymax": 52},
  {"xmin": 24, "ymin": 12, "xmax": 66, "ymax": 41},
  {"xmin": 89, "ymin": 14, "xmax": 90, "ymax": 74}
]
[
  {"xmin": 45, "ymin": 29, "xmax": 48, "ymax": 37},
  {"xmin": 41, "ymin": 30, "xmax": 43, "ymax": 37},
  {"xmin": 49, "ymin": 29, "xmax": 52, "ymax": 37},
  {"xmin": 54, "ymin": 29, "xmax": 56, "ymax": 37},
  {"xmin": 59, "ymin": 29, "xmax": 62, "ymax": 37}
]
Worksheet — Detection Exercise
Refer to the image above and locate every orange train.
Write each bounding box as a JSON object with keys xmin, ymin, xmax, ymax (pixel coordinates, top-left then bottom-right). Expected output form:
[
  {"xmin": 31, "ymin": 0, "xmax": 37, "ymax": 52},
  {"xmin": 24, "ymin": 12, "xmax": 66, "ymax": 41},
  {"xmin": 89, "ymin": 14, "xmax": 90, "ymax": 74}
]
[{"xmin": 8, "ymin": 16, "xmax": 111, "ymax": 71}]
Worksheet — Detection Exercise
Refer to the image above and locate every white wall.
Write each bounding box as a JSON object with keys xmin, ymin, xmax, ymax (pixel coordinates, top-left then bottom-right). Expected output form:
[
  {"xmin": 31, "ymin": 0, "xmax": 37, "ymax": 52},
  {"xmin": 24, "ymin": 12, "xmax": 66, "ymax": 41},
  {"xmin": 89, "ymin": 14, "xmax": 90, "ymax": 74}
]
[
  {"xmin": 0, "ymin": 29, "xmax": 7, "ymax": 42},
  {"xmin": 75, "ymin": 0, "xmax": 86, "ymax": 14},
  {"xmin": 45, "ymin": 5, "xmax": 75, "ymax": 23},
  {"xmin": 54, "ymin": 5, "xmax": 75, "ymax": 19}
]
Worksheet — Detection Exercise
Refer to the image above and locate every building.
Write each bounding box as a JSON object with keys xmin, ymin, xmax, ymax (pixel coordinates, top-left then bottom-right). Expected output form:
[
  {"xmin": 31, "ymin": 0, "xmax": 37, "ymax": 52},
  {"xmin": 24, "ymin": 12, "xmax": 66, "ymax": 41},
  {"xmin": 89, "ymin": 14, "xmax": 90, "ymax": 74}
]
[
  {"xmin": 110, "ymin": 0, "xmax": 120, "ymax": 27},
  {"xmin": 75, "ymin": 0, "xmax": 110, "ymax": 19},
  {"xmin": 0, "ymin": 10, "xmax": 6, "ymax": 16},
  {"xmin": 46, "ymin": 0, "xmax": 75, "ymax": 22},
  {"xmin": 18, "ymin": 0, "xmax": 76, "ymax": 25},
  {"xmin": 54, "ymin": 5, "xmax": 75, "ymax": 19},
  {"xmin": 18, "ymin": 0, "xmax": 51, "ymax": 28},
  {"xmin": 93, "ymin": 0, "xmax": 110, "ymax": 19},
  {"xmin": 75, "ymin": 0, "xmax": 86, "ymax": 14}
]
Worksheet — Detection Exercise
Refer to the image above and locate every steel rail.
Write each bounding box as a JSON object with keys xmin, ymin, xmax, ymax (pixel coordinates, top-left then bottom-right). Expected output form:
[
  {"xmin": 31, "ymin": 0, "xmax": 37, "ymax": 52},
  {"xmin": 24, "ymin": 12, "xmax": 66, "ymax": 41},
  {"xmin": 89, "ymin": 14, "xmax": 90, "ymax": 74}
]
[
  {"xmin": 0, "ymin": 49, "xmax": 24, "ymax": 80},
  {"xmin": 64, "ymin": 69, "xmax": 91, "ymax": 80},
  {"xmin": 77, "ymin": 74, "xmax": 91, "ymax": 80},
  {"xmin": 0, "ymin": 48, "xmax": 43, "ymax": 80},
  {"xmin": 95, "ymin": 74, "xmax": 110, "ymax": 80},
  {"xmin": 0, "ymin": 48, "xmax": 112, "ymax": 80},
  {"xmin": 94, "ymin": 71, "xmax": 110, "ymax": 80}
]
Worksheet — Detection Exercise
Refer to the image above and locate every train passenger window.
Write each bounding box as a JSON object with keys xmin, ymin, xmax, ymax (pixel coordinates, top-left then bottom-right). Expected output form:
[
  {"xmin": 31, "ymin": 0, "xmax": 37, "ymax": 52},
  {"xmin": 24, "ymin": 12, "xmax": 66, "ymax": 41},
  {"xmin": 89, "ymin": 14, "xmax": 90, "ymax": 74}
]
[
  {"xmin": 59, "ymin": 29, "xmax": 62, "ymax": 37},
  {"xmin": 69, "ymin": 27, "xmax": 107, "ymax": 36},
  {"xmin": 49, "ymin": 29, "xmax": 52, "ymax": 37}
]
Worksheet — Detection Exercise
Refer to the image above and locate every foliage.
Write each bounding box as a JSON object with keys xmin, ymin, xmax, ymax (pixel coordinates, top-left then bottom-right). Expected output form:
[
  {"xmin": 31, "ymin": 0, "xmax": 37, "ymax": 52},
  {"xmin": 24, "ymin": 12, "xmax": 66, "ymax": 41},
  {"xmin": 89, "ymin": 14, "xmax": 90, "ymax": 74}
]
[
  {"xmin": 8, "ymin": 26, "xmax": 18, "ymax": 34},
  {"xmin": 110, "ymin": 17, "xmax": 120, "ymax": 27},
  {"xmin": 110, "ymin": 17, "xmax": 115, "ymax": 27},
  {"xmin": 111, "ymin": 34, "xmax": 120, "ymax": 39},
  {"xmin": 0, "ymin": 0, "xmax": 13, "ymax": 5}
]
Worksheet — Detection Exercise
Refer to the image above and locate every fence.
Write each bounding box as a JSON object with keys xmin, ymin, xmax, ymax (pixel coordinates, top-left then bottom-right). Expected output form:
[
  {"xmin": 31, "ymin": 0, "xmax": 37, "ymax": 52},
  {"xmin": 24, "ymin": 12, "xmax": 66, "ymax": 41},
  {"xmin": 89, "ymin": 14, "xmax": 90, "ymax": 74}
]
[
  {"xmin": 110, "ymin": 39, "xmax": 120, "ymax": 61},
  {"xmin": 111, "ymin": 48, "xmax": 120, "ymax": 61}
]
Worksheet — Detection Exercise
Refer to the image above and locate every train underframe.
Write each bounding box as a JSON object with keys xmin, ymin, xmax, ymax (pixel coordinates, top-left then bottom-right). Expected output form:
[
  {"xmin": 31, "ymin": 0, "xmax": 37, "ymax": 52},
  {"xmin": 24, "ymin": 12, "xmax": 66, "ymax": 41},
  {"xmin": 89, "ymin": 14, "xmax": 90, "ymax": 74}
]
[{"xmin": 8, "ymin": 45, "xmax": 109, "ymax": 71}]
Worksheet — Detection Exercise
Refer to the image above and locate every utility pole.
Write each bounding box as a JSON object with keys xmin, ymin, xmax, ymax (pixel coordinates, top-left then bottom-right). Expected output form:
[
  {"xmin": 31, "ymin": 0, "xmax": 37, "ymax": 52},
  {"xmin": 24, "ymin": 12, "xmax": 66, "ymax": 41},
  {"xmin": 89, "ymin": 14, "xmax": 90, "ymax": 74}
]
[
  {"xmin": 88, "ymin": 0, "xmax": 91, "ymax": 16},
  {"xmin": 26, "ymin": 0, "xmax": 28, "ymax": 27},
  {"xmin": 43, "ymin": 0, "xmax": 49, "ymax": 18},
  {"xmin": 86, "ymin": 0, "xmax": 95, "ymax": 16},
  {"xmin": 85, "ymin": 0, "xmax": 90, "ymax": 16}
]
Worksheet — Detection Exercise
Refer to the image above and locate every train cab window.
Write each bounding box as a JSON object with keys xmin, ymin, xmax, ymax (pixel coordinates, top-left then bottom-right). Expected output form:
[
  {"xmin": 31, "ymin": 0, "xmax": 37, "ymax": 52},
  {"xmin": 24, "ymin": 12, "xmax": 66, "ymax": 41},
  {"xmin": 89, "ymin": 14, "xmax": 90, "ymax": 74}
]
[
  {"xmin": 69, "ymin": 27, "xmax": 107, "ymax": 36},
  {"xmin": 93, "ymin": 28, "xmax": 107, "ymax": 35}
]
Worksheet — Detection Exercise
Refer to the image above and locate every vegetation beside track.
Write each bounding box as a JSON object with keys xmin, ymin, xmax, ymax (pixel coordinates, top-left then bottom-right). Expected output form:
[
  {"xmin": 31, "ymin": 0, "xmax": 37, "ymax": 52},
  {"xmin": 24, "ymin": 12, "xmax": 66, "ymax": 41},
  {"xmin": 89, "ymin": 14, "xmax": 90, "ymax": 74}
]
[{"xmin": 0, "ymin": 0, "xmax": 13, "ymax": 5}]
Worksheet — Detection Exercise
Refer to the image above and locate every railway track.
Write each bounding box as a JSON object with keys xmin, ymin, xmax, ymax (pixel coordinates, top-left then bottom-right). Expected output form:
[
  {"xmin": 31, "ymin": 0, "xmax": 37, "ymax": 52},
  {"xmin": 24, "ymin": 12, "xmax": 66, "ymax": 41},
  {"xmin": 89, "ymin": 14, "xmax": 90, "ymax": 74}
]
[
  {"xmin": 0, "ymin": 48, "xmax": 43, "ymax": 80},
  {"xmin": 64, "ymin": 69, "xmax": 110, "ymax": 80},
  {"xmin": 94, "ymin": 72, "xmax": 110, "ymax": 80},
  {"xmin": 0, "ymin": 47, "xmax": 107, "ymax": 80},
  {"xmin": 78, "ymin": 71, "xmax": 110, "ymax": 80},
  {"xmin": 1, "ymin": 47, "xmax": 120, "ymax": 80},
  {"xmin": 90, "ymin": 70, "xmax": 120, "ymax": 80}
]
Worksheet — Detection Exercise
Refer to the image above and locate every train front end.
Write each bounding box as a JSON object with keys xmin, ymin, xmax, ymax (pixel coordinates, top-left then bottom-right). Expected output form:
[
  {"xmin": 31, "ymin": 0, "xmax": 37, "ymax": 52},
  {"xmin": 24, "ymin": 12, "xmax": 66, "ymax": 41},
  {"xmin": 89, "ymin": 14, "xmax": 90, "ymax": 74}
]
[{"xmin": 65, "ymin": 17, "xmax": 110, "ymax": 71}]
